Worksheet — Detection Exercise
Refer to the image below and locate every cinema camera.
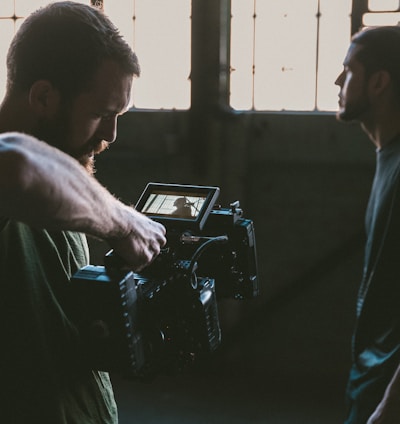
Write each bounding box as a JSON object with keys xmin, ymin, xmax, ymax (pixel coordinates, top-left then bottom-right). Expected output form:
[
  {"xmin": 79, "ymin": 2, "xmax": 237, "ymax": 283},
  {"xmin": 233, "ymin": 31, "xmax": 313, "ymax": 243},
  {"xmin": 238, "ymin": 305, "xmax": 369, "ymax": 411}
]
[{"xmin": 70, "ymin": 183, "xmax": 258, "ymax": 379}]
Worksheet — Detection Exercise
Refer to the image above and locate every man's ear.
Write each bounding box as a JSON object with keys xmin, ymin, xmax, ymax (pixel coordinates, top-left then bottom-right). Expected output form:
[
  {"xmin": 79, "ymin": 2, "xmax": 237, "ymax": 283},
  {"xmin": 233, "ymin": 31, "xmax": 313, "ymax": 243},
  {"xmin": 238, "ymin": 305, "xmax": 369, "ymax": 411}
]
[
  {"xmin": 28, "ymin": 80, "xmax": 60, "ymax": 118},
  {"xmin": 368, "ymin": 70, "xmax": 391, "ymax": 97}
]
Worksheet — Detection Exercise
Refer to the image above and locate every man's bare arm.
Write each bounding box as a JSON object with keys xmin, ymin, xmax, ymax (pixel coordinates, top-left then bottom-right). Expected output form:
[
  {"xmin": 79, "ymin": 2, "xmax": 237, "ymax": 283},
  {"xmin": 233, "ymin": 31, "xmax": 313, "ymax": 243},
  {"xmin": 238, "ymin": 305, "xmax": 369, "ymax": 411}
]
[{"xmin": 0, "ymin": 132, "xmax": 166, "ymax": 270}]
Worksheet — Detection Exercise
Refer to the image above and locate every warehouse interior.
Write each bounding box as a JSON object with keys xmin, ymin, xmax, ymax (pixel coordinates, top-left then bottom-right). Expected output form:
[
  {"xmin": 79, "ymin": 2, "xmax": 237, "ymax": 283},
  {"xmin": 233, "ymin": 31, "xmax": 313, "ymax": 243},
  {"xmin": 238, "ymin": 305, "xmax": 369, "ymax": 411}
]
[{"xmin": 86, "ymin": 1, "xmax": 379, "ymax": 422}]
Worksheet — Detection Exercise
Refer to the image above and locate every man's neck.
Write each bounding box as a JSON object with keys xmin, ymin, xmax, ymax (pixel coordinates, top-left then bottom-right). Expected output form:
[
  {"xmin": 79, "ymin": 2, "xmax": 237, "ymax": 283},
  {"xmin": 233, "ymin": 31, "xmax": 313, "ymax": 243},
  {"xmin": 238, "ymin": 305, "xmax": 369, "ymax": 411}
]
[
  {"xmin": 0, "ymin": 95, "xmax": 33, "ymax": 134},
  {"xmin": 361, "ymin": 108, "xmax": 400, "ymax": 150}
]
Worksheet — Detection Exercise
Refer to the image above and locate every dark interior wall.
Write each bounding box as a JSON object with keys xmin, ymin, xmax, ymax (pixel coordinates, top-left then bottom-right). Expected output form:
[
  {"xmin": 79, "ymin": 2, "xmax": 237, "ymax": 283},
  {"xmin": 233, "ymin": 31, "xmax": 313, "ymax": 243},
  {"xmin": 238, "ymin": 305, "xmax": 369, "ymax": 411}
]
[
  {"xmin": 91, "ymin": 110, "xmax": 375, "ymax": 391},
  {"xmin": 95, "ymin": 111, "xmax": 374, "ymax": 293}
]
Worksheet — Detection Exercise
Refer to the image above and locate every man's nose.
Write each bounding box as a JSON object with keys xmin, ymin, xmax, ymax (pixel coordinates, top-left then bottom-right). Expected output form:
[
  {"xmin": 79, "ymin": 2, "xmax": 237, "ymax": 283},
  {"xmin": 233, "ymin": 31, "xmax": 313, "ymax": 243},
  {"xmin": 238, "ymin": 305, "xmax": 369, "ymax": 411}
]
[
  {"xmin": 100, "ymin": 117, "xmax": 118, "ymax": 144},
  {"xmin": 335, "ymin": 70, "xmax": 344, "ymax": 87}
]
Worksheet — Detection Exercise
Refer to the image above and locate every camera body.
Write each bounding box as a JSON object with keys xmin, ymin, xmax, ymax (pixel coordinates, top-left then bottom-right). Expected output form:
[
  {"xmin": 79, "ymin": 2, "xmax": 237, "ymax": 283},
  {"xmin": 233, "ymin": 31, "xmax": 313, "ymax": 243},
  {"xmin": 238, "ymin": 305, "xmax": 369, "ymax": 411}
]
[
  {"xmin": 71, "ymin": 263, "xmax": 220, "ymax": 378},
  {"xmin": 135, "ymin": 183, "xmax": 258, "ymax": 300},
  {"xmin": 70, "ymin": 183, "xmax": 258, "ymax": 379}
]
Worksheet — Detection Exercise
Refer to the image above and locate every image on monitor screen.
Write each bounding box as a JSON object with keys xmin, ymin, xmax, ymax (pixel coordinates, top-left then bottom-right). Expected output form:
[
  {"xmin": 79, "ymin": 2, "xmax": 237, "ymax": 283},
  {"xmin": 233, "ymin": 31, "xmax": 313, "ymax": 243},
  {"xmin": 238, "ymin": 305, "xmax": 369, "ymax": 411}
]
[
  {"xmin": 141, "ymin": 192, "xmax": 206, "ymax": 220},
  {"xmin": 136, "ymin": 183, "xmax": 220, "ymax": 231}
]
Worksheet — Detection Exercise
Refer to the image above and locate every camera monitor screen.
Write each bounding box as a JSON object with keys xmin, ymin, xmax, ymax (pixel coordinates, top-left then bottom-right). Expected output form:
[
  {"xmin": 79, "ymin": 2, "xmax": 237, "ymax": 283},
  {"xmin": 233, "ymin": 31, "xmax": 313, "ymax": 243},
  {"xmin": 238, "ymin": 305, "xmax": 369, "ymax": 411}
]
[{"xmin": 136, "ymin": 183, "xmax": 220, "ymax": 231}]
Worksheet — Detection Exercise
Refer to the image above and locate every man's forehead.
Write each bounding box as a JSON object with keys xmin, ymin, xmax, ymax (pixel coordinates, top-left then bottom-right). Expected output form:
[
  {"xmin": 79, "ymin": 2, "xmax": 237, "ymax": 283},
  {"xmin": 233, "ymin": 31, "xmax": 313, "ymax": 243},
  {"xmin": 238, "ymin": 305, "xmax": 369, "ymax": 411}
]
[
  {"xmin": 344, "ymin": 43, "xmax": 363, "ymax": 65},
  {"xmin": 86, "ymin": 61, "xmax": 133, "ymax": 107}
]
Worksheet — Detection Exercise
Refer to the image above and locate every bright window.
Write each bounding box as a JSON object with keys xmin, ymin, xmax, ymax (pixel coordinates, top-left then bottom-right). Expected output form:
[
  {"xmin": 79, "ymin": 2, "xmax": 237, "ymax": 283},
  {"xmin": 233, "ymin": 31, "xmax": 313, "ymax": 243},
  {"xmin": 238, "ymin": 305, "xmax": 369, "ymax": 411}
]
[
  {"xmin": 104, "ymin": 0, "xmax": 191, "ymax": 110},
  {"xmin": 230, "ymin": 0, "xmax": 352, "ymax": 111}
]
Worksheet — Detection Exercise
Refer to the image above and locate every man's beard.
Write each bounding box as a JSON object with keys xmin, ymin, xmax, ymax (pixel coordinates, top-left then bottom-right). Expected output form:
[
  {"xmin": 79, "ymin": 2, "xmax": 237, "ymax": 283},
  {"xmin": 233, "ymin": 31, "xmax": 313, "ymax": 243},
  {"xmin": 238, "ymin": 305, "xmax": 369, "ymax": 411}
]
[
  {"xmin": 75, "ymin": 140, "xmax": 109, "ymax": 175},
  {"xmin": 337, "ymin": 84, "xmax": 370, "ymax": 123},
  {"xmin": 337, "ymin": 99, "xmax": 370, "ymax": 122},
  {"xmin": 33, "ymin": 113, "xmax": 108, "ymax": 175}
]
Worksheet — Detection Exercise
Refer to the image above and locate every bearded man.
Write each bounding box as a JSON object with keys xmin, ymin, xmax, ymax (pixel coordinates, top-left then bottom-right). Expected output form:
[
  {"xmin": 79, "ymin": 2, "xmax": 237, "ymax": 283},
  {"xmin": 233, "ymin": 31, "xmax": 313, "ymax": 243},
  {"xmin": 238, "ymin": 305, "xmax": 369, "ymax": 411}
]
[
  {"xmin": 336, "ymin": 26, "xmax": 400, "ymax": 424},
  {"xmin": 0, "ymin": 2, "xmax": 166, "ymax": 423}
]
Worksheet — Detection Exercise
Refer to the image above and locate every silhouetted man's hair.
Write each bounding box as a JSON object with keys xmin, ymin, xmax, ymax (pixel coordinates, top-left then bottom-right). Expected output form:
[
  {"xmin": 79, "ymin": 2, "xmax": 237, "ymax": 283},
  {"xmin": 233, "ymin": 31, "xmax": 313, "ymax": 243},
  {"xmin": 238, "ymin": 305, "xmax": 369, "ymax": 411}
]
[
  {"xmin": 6, "ymin": 1, "xmax": 140, "ymax": 98},
  {"xmin": 352, "ymin": 26, "xmax": 400, "ymax": 102}
]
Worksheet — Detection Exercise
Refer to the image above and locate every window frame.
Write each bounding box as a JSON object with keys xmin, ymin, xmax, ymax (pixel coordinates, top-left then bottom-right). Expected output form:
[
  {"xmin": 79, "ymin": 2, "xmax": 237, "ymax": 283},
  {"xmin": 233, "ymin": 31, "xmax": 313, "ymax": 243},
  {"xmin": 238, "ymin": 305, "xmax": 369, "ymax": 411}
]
[{"xmin": 0, "ymin": 0, "xmax": 389, "ymax": 116}]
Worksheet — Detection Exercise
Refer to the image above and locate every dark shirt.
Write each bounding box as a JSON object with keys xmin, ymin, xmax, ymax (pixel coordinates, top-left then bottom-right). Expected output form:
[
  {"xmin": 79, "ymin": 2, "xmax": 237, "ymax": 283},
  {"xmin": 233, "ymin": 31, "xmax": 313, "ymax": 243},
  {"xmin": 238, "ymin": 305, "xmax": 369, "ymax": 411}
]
[
  {"xmin": 346, "ymin": 135, "xmax": 400, "ymax": 423},
  {"xmin": 0, "ymin": 220, "xmax": 117, "ymax": 424}
]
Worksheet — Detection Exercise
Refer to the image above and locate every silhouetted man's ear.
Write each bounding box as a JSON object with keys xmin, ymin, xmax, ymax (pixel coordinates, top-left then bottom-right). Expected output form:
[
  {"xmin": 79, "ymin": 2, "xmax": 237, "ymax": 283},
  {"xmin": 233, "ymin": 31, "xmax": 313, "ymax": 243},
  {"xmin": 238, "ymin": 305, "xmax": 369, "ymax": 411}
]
[
  {"xmin": 28, "ymin": 80, "xmax": 60, "ymax": 118},
  {"xmin": 368, "ymin": 70, "xmax": 391, "ymax": 98}
]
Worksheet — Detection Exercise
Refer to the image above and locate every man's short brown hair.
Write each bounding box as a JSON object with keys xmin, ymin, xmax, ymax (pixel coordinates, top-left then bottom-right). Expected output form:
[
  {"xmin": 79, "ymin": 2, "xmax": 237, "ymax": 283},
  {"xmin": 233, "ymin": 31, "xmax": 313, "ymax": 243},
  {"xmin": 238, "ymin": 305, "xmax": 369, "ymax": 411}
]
[{"xmin": 6, "ymin": 1, "xmax": 140, "ymax": 99}]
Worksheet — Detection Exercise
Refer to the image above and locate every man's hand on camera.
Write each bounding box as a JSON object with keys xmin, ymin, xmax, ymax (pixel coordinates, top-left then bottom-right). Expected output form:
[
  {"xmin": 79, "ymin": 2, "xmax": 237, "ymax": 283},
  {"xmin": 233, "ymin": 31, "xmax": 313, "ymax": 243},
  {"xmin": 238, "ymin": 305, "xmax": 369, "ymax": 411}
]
[
  {"xmin": 108, "ymin": 208, "xmax": 166, "ymax": 272},
  {"xmin": 0, "ymin": 133, "xmax": 166, "ymax": 271}
]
